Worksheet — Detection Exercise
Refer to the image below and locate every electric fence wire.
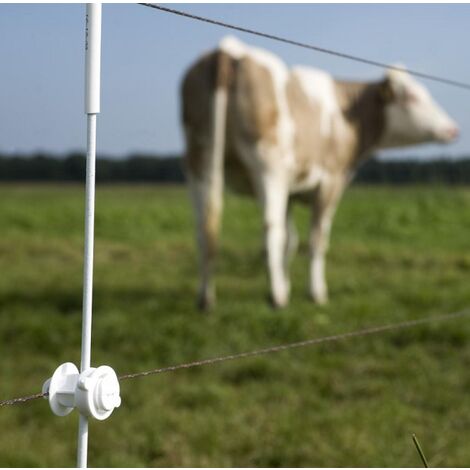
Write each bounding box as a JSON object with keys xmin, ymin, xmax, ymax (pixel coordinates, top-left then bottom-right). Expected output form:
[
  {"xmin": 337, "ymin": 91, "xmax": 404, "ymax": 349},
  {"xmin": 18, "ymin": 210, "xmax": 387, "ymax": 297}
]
[
  {"xmin": 2, "ymin": 308, "xmax": 470, "ymax": 407},
  {"xmin": 139, "ymin": 4, "xmax": 470, "ymax": 91}
]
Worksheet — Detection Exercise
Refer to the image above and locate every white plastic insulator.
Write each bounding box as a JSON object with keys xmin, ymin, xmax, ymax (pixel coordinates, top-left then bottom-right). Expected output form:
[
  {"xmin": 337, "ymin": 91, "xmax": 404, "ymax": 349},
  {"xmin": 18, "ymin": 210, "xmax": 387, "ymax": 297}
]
[
  {"xmin": 85, "ymin": 3, "xmax": 102, "ymax": 114},
  {"xmin": 43, "ymin": 363, "xmax": 121, "ymax": 421}
]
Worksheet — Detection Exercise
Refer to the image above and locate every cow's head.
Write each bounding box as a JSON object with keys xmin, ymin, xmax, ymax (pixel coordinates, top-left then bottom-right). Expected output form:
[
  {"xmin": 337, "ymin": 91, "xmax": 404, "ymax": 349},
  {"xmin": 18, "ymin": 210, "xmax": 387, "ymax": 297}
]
[{"xmin": 379, "ymin": 66, "xmax": 459, "ymax": 148}]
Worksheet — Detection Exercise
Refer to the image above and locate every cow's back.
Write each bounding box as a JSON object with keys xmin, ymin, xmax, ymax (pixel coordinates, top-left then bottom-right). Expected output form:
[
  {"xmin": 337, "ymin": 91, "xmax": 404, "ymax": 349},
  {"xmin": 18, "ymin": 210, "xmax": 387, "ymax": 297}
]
[{"xmin": 181, "ymin": 37, "xmax": 344, "ymax": 194}]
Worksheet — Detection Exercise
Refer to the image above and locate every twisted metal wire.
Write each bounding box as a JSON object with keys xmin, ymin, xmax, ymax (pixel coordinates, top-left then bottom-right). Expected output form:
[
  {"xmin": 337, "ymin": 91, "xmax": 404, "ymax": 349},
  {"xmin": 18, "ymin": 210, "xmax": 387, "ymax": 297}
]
[
  {"xmin": 0, "ymin": 392, "xmax": 47, "ymax": 408},
  {"xmin": 139, "ymin": 3, "xmax": 470, "ymax": 91},
  {"xmin": 2, "ymin": 309, "xmax": 469, "ymax": 407},
  {"xmin": 118, "ymin": 309, "xmax": 470, "ymax": 380}
]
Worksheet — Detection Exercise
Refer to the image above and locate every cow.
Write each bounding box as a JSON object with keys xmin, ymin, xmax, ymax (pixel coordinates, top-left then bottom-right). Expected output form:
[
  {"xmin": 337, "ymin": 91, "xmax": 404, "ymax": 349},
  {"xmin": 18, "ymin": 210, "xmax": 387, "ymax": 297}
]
[{"xmin": 181, "ymin": 36, "xmax": 459, "ymax": 310}]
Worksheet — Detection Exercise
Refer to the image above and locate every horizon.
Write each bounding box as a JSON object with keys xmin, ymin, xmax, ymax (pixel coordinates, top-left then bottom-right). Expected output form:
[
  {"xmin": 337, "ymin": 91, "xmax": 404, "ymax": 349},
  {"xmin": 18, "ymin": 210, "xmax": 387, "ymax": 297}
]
[{"xmin": 2, "ymin": 150, "xmax": 470, "ymax": 163}]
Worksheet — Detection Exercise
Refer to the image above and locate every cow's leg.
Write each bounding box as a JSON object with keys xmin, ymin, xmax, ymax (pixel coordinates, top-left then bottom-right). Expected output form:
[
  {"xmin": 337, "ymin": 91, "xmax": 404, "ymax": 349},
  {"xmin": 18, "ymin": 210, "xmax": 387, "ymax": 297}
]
[
  {"xmin": 284, "ymin": 202, "xmax": 299, "ymax": 276},
  {"xmin": 258, "ymin": 173, "xmax": 290, "ymax": 308},
  {"xmin": 188, "ymin": 164, "xmax": 223, "ymax": 311},
  {"xmin": 309, "ymin": 178, "xmax": 344, "ymax": 304},
  {"xmin": 185, "ymin": 74, "xmax": 228, "ymax": 311}
]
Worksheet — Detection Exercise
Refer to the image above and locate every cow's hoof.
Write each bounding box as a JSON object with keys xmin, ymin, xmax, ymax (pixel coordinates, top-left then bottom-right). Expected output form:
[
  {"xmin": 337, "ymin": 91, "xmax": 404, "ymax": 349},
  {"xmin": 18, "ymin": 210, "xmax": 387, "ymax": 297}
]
[
  {"xmin": 309, "ymin": 293, "xmax": 328, "ymax": 306},
  {"xmin": 197, "ymin": 294, "xmax": 215, "ymax": 312},
  {"xmin": 268, "ymin": 293, "xmax": 288, "ymax": 310}
]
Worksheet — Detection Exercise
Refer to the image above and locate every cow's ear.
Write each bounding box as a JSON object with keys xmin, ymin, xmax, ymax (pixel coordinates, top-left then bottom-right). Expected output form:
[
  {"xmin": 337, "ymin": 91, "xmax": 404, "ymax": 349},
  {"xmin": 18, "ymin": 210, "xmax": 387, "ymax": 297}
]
[
  {"xmin": 384, "ymin": 64, "xmax": 409, "ymax": 101},
  {"xmin": 379, "ymin": 78, "xmax": 395, "ymax": 103},
  {"xmin": 386, "ymin": 64, "xmax": 407, "ymax": 77}
]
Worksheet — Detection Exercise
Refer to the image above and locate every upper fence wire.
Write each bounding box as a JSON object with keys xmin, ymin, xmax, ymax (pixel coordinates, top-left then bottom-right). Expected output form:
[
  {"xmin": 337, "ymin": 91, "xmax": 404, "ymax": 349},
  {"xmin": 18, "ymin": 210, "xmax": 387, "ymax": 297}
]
[{"xmin": 139, "ymin": 3, "xmax": 470, "ymax": 91}]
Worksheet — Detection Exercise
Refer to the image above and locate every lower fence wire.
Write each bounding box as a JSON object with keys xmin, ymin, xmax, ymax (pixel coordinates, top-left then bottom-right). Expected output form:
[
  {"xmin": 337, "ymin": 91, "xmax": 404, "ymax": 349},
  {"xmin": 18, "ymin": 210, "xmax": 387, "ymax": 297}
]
[
  {"xmin": 118, "ymin": 308, "xmax": 470, "ymax": 380},
  {"xmin": 2, "ymin": 308, "xmax": 470, "ymax": 407},
  {"xmin": 0, "ymin": 392, "xmax": 47, "ymax": 407}
]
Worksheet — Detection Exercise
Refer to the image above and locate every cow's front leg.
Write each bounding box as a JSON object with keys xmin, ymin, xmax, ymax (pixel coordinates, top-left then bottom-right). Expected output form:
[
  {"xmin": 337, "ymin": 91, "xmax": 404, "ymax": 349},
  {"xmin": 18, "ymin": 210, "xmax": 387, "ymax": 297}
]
[
  {"xmin": 309, "ymin": 179, "xmax": 344, "ymax": 305},
  {"xmin": 261, "ymin": 174, "xmax": 290, "ymax": 308}
]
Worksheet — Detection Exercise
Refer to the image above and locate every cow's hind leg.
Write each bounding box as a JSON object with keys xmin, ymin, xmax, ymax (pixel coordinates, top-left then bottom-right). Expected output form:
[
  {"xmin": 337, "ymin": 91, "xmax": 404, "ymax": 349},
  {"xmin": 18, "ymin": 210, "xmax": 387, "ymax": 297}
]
[
  {"xmin": 187, "ymin": 158, "xmax": 223, "ymax": 311},
  {"xmin": 284, "ymin": 202, "xmax": 299, "ymax": 276}
]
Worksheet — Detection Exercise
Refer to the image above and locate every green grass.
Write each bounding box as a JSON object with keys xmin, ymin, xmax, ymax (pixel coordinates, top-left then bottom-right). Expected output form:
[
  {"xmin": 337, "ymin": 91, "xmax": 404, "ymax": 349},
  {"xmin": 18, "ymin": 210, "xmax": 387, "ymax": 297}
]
[{"xmin": 1, "ymin": 183, "xmax": 470, "ymax": 467}]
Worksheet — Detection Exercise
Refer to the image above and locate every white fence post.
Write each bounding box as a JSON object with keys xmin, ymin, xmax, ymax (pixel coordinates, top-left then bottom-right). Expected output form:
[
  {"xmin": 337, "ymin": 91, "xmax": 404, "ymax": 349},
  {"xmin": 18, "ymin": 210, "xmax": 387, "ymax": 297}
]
[
  {"xmin": 78, "ymin": 3, "xmax": 102, "ymax": 468},
  {"xmin": 43, "ymin": 5, "xmax": 119, "ymax": 467}
]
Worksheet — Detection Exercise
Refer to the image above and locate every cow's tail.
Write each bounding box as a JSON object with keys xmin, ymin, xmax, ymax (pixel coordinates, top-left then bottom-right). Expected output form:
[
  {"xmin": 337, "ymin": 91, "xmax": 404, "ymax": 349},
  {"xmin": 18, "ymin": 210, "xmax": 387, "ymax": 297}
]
[{"xmin": 210, "ymin": 49, "xmax": 231, "ymax": 183}]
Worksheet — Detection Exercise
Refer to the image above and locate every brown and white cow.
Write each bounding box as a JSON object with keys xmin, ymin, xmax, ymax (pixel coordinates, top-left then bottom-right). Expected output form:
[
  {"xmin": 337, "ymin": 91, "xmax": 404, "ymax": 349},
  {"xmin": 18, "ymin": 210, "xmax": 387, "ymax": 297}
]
[{"xmin": 181, "ymin": 36, "xmax": 458, "ymax": 310}]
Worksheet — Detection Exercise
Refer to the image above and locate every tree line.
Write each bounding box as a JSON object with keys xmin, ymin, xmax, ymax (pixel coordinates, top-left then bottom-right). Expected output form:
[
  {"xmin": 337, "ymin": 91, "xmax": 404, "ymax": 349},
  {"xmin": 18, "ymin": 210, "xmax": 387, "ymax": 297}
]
[{"xmin": 1, "ymin": 153, "xmax": 470, "ymax": 185}]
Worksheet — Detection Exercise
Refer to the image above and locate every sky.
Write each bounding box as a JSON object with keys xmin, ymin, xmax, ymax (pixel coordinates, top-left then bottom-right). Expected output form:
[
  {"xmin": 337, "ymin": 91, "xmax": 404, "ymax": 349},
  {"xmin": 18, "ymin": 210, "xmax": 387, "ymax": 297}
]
[{"xmin": 1, "ymin": 3, "xmax": 469, "ymax": 160}]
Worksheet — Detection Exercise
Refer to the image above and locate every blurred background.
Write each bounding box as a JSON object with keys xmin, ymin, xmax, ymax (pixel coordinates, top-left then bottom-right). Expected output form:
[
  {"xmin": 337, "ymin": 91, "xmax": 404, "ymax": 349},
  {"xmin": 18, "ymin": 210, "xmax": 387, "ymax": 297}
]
[{"xmin": 1, "ymin": 3, "xmax": 470, "ymax": 467}]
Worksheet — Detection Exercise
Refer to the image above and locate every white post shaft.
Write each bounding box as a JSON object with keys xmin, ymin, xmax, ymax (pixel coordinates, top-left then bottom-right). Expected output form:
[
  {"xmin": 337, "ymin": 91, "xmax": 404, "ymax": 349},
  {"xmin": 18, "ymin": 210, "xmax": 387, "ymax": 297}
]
[
  {"xmin": 78, "ymin": 4, "xmax": 102, "ymax": 468},
  {"xmin": 80, "ymin": 113, "xmax": 97, "ymax": 376},
  {"xmin": 77, "ymin": 414, "xmax": 89, "ymax": 468}
]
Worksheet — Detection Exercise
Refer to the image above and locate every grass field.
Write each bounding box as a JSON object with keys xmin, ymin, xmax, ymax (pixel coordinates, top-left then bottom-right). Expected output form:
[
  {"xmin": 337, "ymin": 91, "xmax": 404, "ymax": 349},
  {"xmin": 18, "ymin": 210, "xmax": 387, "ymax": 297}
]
[{"xmin": 1, "ymin": 184, "xmax": 470, "ymax": 467}]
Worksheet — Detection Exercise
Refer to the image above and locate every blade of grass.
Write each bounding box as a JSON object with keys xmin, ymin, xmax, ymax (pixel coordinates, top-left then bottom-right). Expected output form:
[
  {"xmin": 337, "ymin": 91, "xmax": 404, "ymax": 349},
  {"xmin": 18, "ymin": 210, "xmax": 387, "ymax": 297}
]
[{"xmin": 412, "ymin": 433, "xmax": 429, "ymax": 468}]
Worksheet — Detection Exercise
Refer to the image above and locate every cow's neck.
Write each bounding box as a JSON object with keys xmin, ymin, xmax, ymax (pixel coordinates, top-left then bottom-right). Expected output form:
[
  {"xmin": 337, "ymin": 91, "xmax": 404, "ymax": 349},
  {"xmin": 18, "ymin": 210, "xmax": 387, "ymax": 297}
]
[{"xmin": 334, "ymin": 79, "xmax": 386, "ymax": 164}]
